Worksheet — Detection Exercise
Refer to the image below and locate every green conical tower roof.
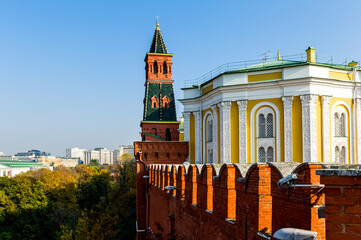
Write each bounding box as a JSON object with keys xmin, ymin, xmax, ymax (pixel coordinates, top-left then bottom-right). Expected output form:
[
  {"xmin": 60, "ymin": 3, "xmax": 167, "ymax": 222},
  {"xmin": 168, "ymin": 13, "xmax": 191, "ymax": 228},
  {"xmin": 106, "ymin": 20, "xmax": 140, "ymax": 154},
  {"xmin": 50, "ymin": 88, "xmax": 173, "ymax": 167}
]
[{"xmin": 149, "ymin": 19, "xmax": 168, "ymax": 54}]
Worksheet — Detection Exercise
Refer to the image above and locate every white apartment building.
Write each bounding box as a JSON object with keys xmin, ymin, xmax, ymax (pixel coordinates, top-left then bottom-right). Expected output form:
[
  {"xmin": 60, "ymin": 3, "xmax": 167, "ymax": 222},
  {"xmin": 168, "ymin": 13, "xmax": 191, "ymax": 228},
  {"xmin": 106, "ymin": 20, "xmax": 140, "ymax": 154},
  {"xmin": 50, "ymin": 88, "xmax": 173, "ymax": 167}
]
[
  {"xmin": 84, "ymin": 147, "xmax": 113, "ymax": 165},
  {"xmin": 66, "ymin": 147, "xmax": 86, "ymax": 162},
  {"xmin": 113, "ymin": 145, "xmax": 134, "ymax": 163}
]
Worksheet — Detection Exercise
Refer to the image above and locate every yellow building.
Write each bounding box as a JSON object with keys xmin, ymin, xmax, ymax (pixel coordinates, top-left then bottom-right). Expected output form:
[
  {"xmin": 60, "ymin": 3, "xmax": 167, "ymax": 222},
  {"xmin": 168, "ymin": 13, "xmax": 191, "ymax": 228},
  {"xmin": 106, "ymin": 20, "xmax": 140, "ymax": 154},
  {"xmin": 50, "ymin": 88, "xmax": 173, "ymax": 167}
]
[{"xmin": 180, "ymin": 47, "xmax": 361, "ymax": 164}]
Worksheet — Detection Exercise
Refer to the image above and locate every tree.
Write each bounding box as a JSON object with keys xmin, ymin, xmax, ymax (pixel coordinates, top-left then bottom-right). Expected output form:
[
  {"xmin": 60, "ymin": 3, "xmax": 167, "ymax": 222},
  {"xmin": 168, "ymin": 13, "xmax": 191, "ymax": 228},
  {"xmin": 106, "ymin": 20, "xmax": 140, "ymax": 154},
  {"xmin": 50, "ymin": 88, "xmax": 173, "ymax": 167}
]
[
  {"xmin": 89, "ymin": 159, "xmax": 99, "ymax": 167},
  {"xmin": 120, "ymin": 153, "xmax": 133, "ymax": 162}
]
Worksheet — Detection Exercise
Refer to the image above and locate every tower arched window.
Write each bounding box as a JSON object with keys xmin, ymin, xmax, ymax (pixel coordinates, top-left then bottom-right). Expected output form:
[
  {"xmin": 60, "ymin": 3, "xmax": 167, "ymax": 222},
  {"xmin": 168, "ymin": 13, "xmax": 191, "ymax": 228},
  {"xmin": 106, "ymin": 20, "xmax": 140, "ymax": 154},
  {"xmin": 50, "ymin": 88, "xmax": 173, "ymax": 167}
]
[
  {"xmin": 258, "ymin": 114, "xmax": 265, "ymax": 137},
  {"xmin": 163, "ymin": 61, "xmax": 167, "ymax": 74},
  {"xmin": 207, "ymin": 119, "xmax": 213, "ymax": 142},
  {"xmin": 165, "ymin": 128, "xmax": 171, "ymax": 141},
  {"xmin": 162, "ymin": 96, "xmax": 170, "ymax": 108},
  {"xmin": 151, "ymin": 96, "xmax": 159, "ymax": 108},
  {"xmin": 153, "ymin": 61, "xmax": 158, "ymax": 73},
  {"xmin": 267, "ymin": 147, "xmax": 274, "ymax": 162},
  {"xmin": 151, "ymin": 128, "xmax": 157, "ymax": 136}
]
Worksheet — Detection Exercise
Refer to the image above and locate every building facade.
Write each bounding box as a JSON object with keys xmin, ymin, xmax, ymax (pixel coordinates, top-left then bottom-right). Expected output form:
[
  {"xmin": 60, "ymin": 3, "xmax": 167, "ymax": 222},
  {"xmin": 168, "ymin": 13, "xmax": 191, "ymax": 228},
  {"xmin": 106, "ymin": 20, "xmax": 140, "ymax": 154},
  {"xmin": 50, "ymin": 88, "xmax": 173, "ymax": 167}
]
[
  {"xmin": 180, "ymin": 48, "xmax": 361, "ymax": 164},
  {"xmin": 141, "ymin": 20, "xmax": 180, "ymax": 142},
  {"xmin": 84, "ymin": 147, "xmax": 113, "ymax": 165},
  {"xmin": 66, "ymin": 147, "xmax": 86, "ymax": 162}
]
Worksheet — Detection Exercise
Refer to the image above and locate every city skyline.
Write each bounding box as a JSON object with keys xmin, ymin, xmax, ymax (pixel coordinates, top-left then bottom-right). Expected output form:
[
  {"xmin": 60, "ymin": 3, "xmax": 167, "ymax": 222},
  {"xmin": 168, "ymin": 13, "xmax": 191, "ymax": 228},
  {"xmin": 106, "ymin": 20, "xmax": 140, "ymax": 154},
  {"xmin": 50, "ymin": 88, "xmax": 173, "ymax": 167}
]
[{"xmin": 1, "ymin": 1, "xmax": 361, "ymax": 156}]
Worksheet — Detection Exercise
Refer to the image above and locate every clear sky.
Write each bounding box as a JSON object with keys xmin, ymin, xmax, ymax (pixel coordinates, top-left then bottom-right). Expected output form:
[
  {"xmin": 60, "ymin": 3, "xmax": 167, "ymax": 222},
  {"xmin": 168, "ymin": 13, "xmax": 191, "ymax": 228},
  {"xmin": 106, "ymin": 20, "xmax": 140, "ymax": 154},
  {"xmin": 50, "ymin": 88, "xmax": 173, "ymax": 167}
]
[{"xmin": 0, "ymin": 0, "xmax": 360, "ymax": 156}]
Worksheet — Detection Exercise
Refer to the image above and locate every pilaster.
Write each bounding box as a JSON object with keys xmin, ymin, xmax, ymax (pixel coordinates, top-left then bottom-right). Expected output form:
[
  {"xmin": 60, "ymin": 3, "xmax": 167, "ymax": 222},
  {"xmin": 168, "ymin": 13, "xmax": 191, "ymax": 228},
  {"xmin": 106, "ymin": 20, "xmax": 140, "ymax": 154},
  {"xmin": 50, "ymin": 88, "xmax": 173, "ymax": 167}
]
[
  {"xmin": 300, "ymin": 95, "xmax": 318, "ymax": 162},
  {"xmin": 183, "ymin": 112, "xmax": 191, "ymax": 162},
  {"xmin": 211, "ymin": 105, "xmax": 218, "ymax": 164},
  {"xmin": 282, "ymin": 96, "xmax": 293, "ymax": 162},
  {"xmin": 193, "ymin": 111, "xmax": 202, "ymax": 164},
  {"xmin": 356, "ymin": 98, "xmax": 361, "ymax": 164},
  {"xmin": 322, "ymin": 96, "xmax": 332, "ymax": 162},
  {"xmin": 218, "ymin": 101, "xmax": 231, "ymax": 164},
  {"xmin": 237, "ymin": 100, "xmax": 247, "ymax": 163}
]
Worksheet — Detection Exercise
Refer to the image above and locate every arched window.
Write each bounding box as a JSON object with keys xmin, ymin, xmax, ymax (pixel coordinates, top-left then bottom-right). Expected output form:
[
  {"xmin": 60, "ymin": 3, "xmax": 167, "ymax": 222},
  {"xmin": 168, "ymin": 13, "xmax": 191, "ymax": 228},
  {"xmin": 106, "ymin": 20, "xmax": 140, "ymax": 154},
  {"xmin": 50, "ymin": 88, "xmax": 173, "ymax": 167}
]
[
  {"xmin": 207, "ymin": 119, "xmax": 213, "ymax": 142},
  {"xmin": 255, "ymin": 106, "xmax": 277, "ymax": 163},
  {"xmin": 258, "ymin": 147, "xmax": 266, "ymax": 163},
  {"xmin": 163, "ymin": 61, "xmax": 167, "ymax": 74},
  {"xmin": 332, "ymin": 104, "xmax": 349, "ymax": 163},
  {"xmin": 153, "ymin": 61, "xmax": 158, "ymax": 73},
  {"xmin": 267, "ymin": 147, "xmax": 274, "ymax": 162},
  {"xmin": 266, "ymin": 114, "xmax": 273, "ymax": 137},
  {"xmin": 165, "ymin": 128, "xmax": 171, "ymax": 141},
  {"xmin": 151, "ymin": 128, "xmax": 157, "ymax": 136},
  {"xmin": 162, "ymin": 96, "xmax": 170, "ymax": 108},
  {"xmin": 151, "ymin": 96, "xmax": 159, "ymax": 108},
  {"xmin": 258, "ymin": 114, "xmax": 265, "ymax": 137}
]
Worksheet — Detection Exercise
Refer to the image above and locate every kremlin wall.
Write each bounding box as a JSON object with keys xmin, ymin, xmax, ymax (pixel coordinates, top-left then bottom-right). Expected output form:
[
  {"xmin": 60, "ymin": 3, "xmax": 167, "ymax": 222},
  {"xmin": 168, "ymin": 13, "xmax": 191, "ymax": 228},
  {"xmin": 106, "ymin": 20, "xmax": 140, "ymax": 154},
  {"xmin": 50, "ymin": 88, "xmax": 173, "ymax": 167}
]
[{"xmin": 135, "ymin": 22, "xmax": 361, "ymax": 239}]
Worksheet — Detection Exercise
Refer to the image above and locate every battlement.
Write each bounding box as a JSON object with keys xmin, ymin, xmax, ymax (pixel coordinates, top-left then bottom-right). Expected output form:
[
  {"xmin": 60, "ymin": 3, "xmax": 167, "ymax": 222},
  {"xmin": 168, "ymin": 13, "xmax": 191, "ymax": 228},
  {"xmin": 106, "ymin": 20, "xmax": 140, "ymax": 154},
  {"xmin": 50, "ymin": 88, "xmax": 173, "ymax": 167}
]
[{"xmin": 140, "ymin": 162, "xmax": 326, "ymax": 239}]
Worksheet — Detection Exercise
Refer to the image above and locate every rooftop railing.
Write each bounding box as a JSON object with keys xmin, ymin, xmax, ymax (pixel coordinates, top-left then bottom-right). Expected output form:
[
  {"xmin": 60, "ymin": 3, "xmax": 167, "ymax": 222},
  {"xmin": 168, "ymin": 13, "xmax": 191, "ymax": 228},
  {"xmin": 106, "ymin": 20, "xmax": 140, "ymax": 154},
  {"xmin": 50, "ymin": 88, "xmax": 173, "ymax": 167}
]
[{"xmin": 183, "ymin": 53, "xmax": 360, "ymax": 88}]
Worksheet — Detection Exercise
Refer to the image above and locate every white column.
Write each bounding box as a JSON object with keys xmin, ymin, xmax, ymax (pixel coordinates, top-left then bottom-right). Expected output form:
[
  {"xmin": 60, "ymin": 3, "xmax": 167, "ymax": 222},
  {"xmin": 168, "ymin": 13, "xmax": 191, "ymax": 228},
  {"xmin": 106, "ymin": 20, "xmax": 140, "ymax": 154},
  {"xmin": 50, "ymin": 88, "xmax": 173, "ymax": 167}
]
[
  {"xmin": 356, "ymin": 98, "xmax": 361, "ymax": 164},
  {"xmin": 193, "ymin": 111, "xmax": 202, "ymax": 164},
  {"xmin": 183, "ymin": 112, "xmax": 191, "ymax": 162},
  {"xmin": 300, "ymin": 95, "xmax": 318, "ymax": 162},
  {"xmin": 237, "ymin": 100, "xmax": 247, "ymax": 163},
  {"xmin": 282, "ymin": 96, "xmax": 293, "ymax": 162},
  {"xmin": 211, "ymin": 105, "xmax": 218, "ymax": 164},
  {"xmin": 321, "ymin": 96, "xmax": 331, "ymax": 162},
  {"xmin": 218, "ymin": 101, "xmax": 232, "ymax": 164}
]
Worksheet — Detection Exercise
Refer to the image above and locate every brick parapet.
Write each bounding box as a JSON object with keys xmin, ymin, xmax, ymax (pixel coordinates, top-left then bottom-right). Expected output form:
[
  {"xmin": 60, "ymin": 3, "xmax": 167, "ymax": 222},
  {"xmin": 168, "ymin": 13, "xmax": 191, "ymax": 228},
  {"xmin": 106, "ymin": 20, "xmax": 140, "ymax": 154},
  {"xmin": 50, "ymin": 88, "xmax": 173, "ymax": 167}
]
[
  {"xmin": 317, "ymin": 167, "xmax": 361, "ymax": 240},
  {"xmin": 144, "ymin": 162, "xmax": 326, "ymax": 239}
]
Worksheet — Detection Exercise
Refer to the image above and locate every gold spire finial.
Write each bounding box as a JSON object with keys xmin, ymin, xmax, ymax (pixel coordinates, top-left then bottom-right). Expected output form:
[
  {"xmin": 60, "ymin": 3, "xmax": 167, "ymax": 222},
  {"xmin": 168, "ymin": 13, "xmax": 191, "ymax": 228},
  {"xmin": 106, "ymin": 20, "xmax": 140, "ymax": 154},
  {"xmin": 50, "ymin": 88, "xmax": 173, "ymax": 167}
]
[
  {"xmin": 277, "ymin": 50, "xmax": 282, "ymax": 60},
  {"xmin": 156, "ymin": 16, "xmax": 159, "ymax": 30}
]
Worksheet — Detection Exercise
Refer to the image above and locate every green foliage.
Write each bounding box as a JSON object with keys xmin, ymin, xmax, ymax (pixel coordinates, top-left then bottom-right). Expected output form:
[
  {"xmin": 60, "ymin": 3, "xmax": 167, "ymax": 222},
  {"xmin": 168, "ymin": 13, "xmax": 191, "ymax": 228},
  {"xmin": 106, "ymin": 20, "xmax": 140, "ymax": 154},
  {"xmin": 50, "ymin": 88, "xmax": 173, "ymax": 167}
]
[
  {"xmin": 0, "ymin": 162, "xmax": 136, "ymax": 240},
  {"xmin": 120, "ymin": 153, "xmax": 133, "ymax": 161},
  {"xmin": 89, "ymin": 159, "xmax": 99, "ymax": 167}
]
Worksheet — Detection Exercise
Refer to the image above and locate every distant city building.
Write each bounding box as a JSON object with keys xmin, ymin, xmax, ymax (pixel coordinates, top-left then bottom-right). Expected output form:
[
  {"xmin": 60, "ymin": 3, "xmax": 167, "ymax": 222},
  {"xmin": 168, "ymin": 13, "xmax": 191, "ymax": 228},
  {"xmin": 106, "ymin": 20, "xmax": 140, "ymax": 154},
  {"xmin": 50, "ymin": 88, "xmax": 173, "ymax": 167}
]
[
  {"xmin": 113, "ymin": 145, "xmax": 135, "ymax": 163},
  {"xmin": 65, "ymin": 147, "xmax": 86, "ymax": 163},
  {"xmin": 14, "ymin": 149, "xmax": 50, "ymax": 161},
  {"xmin": 0, "ymin": 155, "xmax": 14, "ymax": 161},
  {"xmin": 37, "ymin": 156, "xmax": 78, "ymax": 168},
  {"xmin": 84, "ymin": 148, "xmax": 113, "ymax": 165},
  {"xmin": 0, "ymin": 160, "xmax": 51, "ymax": 177}
]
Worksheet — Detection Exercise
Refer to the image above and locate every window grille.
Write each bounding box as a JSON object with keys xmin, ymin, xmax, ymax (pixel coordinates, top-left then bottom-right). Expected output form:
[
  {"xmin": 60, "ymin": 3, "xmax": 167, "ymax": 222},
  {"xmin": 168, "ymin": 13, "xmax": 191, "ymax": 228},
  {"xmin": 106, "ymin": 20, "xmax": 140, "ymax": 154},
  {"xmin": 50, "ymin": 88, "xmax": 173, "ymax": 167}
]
[
  {"xmin": 340, "ymin": 146, "xmax": 346, "ymax": 164},
  {"xmin": 267, "ymin": 147, "xmax": 274, "ymax": 162},
  {"xmin": 334, "ymin": 113, "xmax": 341, "ymax": 136},
  {"xmin": 266, "ymin": 114, "xmax": 273, "ymax": 137},
  {"xmin": 258, "ymin": 147, "xmax": 266, "ymax": 163},
  {"xmin": 335, "ymin": 146, "xmax": 340, "ymax": 163},
  {"xmin": 340, "ymin": 113, "xmax": 346, "ymax": 137},
  {"xmin": 259, "ymin": 114, "xmax": 265, "ymax": 137},
  {"xmin": 207, "ymin": 120, "xmax": 213, "ymax": 142}
]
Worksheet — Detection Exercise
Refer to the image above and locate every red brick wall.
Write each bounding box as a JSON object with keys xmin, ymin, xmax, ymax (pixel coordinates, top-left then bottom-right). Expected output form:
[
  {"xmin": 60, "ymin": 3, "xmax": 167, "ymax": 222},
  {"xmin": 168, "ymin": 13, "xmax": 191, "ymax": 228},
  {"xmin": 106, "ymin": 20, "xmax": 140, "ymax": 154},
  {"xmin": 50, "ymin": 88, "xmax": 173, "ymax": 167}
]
[
  {"xmin": 320, "ymin": 173, "xmax": 361, "ymax": 240},
  {"xmin": 141, "ymin": 122, "xmax": 180, "ymax": 142},
  {"xmin": 142, "ymin": 163, "xmax": 326, "ymax": 240}
]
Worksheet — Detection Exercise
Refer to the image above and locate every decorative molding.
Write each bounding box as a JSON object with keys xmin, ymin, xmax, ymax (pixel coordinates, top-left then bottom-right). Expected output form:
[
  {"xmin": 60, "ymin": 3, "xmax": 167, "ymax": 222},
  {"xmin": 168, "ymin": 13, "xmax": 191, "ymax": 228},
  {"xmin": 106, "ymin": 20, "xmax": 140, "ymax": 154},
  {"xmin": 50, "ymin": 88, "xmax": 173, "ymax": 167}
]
[
  {"xmin": 211, "ymin": 105, "xmax": 218, "ymax": 164},
  {"xmin": 250, "ymin": 102, "xmax": 281, "ymax": 163},
  {"xmin": 237, "ymin": 100, "xmax": 247, "ymax": 163},
  {"xmin": 193, "ymin": 111, "xmax": 202, "ymax": 164},
  {"xmin": 300, "ymin": 95, "xmax": 318, "ymax": 163},
  {"xmin": 218, "ymin": 101, "xmax": 231, "ymax": 164},
  {"xmin": 321, "ymin": 96, "xmax": 331, "ymax": 162},
  {"xmin": 282, "ymin": 96, "xmax": 293, "ymax": 162}
]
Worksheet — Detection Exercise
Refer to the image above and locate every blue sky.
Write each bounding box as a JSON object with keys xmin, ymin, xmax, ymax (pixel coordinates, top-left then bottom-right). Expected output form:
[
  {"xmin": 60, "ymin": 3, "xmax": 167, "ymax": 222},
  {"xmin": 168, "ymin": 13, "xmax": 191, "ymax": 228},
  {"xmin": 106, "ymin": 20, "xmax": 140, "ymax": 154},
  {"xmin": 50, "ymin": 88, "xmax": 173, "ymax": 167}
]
[{"xmin": 0, "ymin": 0, "xmax": 360, "ymax": 156}]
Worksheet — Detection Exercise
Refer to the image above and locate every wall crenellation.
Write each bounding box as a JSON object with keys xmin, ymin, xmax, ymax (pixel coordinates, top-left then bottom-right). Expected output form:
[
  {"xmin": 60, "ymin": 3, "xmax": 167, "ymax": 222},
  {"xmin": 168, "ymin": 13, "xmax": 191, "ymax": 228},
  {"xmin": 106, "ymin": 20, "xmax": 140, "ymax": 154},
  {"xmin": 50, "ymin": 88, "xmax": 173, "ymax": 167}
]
[{"xmin": 144, "ymin": 162, "xmax": 326, "ymax": 239}]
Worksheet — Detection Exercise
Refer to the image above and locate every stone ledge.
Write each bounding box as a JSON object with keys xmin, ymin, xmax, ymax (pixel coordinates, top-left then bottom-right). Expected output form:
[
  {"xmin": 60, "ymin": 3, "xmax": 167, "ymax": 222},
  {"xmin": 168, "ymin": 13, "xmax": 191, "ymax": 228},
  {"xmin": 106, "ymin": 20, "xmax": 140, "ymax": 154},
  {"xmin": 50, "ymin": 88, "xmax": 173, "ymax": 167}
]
[{"xmin": 316, "ymin": 169, "xmax": 361, "ymax": 176}]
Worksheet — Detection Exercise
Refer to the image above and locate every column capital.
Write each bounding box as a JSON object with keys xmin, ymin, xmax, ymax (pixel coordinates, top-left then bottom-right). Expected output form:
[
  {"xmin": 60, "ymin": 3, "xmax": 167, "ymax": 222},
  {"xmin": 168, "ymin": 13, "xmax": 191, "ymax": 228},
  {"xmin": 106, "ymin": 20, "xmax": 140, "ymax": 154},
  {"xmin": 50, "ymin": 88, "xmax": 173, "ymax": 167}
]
[
  {"xmin": 193, "ymin": 111, "xmax": 201, "ymax": 120},
  {"xmin": 217, "ymin": 101, "xmax": 232, "ymax": 111},
  {"xmin": 236, "ymin": 100, "xmax": 247, "ymax": 110},
  {"xmin": 211, "ymin": 104, "xmax": 218, "ymax": 112},
  {"xmin": 282, "ymin": 96, "xmax": 293, "ymax": 106},
  {"xmin": 300, "ymin": 94, "xmax": 318, "ymax": 105},
  {"xmin": 183, "ymin": 112, "xmax": 191, "ymax": 120},
  {"xmin": 321, "ymin": 95, "xmax": 332, "ymax": 106}
]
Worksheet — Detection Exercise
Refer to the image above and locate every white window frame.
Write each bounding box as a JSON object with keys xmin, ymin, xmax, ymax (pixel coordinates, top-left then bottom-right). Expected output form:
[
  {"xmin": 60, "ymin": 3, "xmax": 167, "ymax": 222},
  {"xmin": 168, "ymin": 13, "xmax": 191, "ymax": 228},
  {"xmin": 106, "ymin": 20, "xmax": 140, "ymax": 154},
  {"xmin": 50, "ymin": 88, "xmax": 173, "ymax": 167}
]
[{"xmin": 331, "ymin": 102, "xmax": 352, "ymax": 164}]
